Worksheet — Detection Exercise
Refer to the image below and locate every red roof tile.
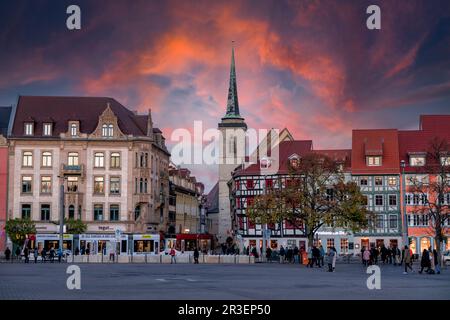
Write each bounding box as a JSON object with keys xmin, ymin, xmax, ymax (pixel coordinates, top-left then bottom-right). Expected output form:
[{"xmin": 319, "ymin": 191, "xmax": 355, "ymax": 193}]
[{"xmin": 351, "ymin": 129, "xmax": 400, "ymax": 174}]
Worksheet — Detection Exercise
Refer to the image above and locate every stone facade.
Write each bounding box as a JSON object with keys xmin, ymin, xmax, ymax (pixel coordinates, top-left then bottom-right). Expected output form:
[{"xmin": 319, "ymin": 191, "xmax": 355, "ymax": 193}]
[{"xmin": 7, "ymin": 96, "xmax": 170, "ymax": 243}]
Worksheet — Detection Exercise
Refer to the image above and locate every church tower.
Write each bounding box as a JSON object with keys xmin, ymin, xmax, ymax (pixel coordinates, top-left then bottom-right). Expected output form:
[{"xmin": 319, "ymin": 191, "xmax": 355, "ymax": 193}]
[{"xmin": 217, "ymin": 45, "xmax": 247, "ymax": 243}]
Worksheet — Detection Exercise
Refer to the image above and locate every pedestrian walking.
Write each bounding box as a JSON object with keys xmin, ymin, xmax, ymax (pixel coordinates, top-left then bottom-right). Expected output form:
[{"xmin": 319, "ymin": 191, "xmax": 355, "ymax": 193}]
[
  {"xmin": 319, "ymin": 245, "xmax": 325, "ymax": 267},
  {"xmin": 49, "ymin": 247, "xmax": 55, "ymax": 263},
  {"xmin": 194, "ymin": 248, "xmax": 199, "ymax": 264},
  {"xmin": 403, "ymin": 245, "xmax": 413, "ymax": 274},
  {"xmin": 57, "ymin": 248, "xmax": 63, "ymax": 263},
  {"xmin": 4, "ymin": 247, "xmax": 11, "ymax": 261},
  {"xmin": 313, "ymin": 246, "xmax": 321, "ymax": 267},
  {"xmin": 331, "ymin": 247, "xmax": 337, "ymax": 271},
  {"xmin": 363, "ymin": 247, "xmax": 371, "ymax": 266},
  {"xmin": 293, "ymin": 246, "xmax": 299, "ymax": 264},
  {"xmin": 24, "ymin": 247, "xmax": 29, "ymax": 263},
  {"xmin": 170, "ymin": 248, "xmax": 177, "ymax": 264},
  {"xmin": 34, "ymin": 247, "xmax": 39, "ymax": 263},
  {"xmin": 432, "ymin": 248, "xmax": 441, "ymax": 274},
  {"xmin": 279, "ymin": 246, "xmax": 285, "ymax": 264},
  {"xmin": 418, "ymin": 249, "xmax": 430, "ymax": 274},
  {"xmin": 41, "ymin": 248, "xmax": 46, "ymax": 263},
  {"xmin": 307, "ymin": 246, "xmax": 313, "ymax": 268},
  {"xmin": 326, "ymin": 247, "xmax": 335, "ymax": 272},
  {"xmin": 15, "ymin": 247, "xmax": 21, "ymax": 261},
  {"xmin": 266, "ymin": 247, "xmax": 272, "ymax": 262}
]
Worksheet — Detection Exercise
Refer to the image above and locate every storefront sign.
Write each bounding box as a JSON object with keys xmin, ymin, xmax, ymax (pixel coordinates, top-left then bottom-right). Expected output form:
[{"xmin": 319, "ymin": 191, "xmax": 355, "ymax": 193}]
[
  {"xmin": 80, "ymin": 234, "xmax": 122, "ymax": 240},
  {"xmin": 133, "ymin": 234, "xmax": 160, "ymax": 240},
  {"xmin": 36, "ymin": 234, "xmax": 73, "ymax": 241},
  {"xmin": 87, "ymin": 224, "xmax": 126, "ymax": 233}
]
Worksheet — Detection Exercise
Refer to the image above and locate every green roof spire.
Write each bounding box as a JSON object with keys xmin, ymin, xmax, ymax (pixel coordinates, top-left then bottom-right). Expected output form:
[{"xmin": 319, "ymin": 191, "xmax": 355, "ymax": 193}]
[{"xmin": 224, "ymin": 43, "xmax": 241, "ymax": 118}]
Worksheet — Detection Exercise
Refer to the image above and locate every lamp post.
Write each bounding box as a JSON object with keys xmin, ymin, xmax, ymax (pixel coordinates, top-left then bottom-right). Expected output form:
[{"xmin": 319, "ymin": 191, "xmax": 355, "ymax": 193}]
[
  {"xmin": 400, "ymin": 160, "xmax": 408, "ymax": 247},
  {"xmin": 59, "ymin": 180, "xmax": 65, "ymax": 252}
]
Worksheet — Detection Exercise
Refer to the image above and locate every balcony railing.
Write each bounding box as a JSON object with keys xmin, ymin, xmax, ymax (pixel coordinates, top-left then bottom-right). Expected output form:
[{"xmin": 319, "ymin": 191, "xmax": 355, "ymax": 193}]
[{"xmin": 61, "ymin": 164, "xmax": 85, "ymax": 176}]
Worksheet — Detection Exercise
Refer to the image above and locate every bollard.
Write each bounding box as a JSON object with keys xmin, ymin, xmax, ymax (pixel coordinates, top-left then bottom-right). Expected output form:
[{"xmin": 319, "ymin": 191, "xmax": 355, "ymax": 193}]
[
  {"xmin": 160, "ymin": 254, "xmax": 162, "ymax": 264},
  {"xmin": 234, "ymin": 255, "xmax": 237, "ymax": 264},
  {"xmin": 145, "ymin": 253, "xmax": 148, "ymax": 264},
  {"xmin": 218, "ymin": 255, "xmax": 221, "ymax": 264}
]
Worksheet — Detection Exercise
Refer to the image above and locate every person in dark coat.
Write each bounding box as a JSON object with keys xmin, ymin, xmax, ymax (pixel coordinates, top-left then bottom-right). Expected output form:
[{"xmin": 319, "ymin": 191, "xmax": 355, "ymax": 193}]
[
  {"xmin": 15, "ymin": 247, "xmax": 21, "ymax": 261},
  {"xmin": 419, "ymin": 249, "xmax": 430, "ymax": 274},
  {"xmin": 293, "ymin": 246, "xmax": 299, "ymax": 264},
  {"xmin": 23, "ymin": 247, "xmax": 29, "ymax": 263},
  {"xmin": 41, "ymin": 248, "xmax": 47, "ymax": 263},
  {"xmin": 49, "ymin": 247, "xmax": 55, "ymax": 263},
  {"xmin": 312, "ymin": 246, "xmax": 321, "ymax": 267},
  {"xmin": 279, "ymin": 246, "xmax": 285, "ymax": 264},
  {"xmin": 266, "ymin": 247, "xmax": 272, "ymax": 262},
  {"xmin": 286, "ymin": 247, "xmax": 293, "ymax": 263},
  {"xmin": 193, "ymin": 248, "xmax": 199, "ymax": 264},
  {"xmin": 75, "ymin": 247, "xmax": 80, "ymax": 256},
  {"xmin": 4, "ymin": 247, "xmax": 11, "ymax": 261}
]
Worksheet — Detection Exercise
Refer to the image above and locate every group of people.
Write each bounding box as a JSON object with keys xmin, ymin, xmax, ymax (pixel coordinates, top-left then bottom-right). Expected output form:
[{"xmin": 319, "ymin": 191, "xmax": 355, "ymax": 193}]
[
  {"xmin": 3, "ymin": 246, "xmax": 63, "ymax": 263},
  {"xmin": 361, "ymin": 244, "xmax": 441, "ymax": 275},
  {"xmin": 361, "ymin": 244, "xmax": 404, "ymax": 266},
  {"xmin": 418, "ymin": 248, "xmax": 441, "ymax": 274}
]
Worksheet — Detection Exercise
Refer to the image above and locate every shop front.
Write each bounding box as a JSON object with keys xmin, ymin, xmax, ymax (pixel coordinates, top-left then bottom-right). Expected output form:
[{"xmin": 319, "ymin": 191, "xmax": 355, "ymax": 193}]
[
  {"xmin": 355, "ymin": 236, "xmax": 403, "ymax": 253},
  {"xmin": 175, "ymin": 234, "xmax": 213, "ymax": 252},
  {"xmin": 36, "ymin": 234, "xmax": 73, "ymax": 252},
  {"xmin": 78, "ymin": 234, "xmax": 128, "ymax": 255},
  {"xmin": 132, "ymin": 234, "xmax": 160, "ymax": 254}
]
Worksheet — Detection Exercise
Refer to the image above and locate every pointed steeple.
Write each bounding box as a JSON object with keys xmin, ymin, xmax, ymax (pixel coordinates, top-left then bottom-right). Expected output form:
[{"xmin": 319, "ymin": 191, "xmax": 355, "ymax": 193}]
[{"xmin": 223, "ymin": 43, "xmax": 242, "ymax": 119}]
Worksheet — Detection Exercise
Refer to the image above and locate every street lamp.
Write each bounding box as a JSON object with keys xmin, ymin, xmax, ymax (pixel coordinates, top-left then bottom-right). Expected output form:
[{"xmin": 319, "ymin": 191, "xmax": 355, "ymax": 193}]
[
  {"xmin": 400, "ymin": 160, "xmax": 409, "ymax": 247},
  {"xmin": 57, "ymin": 176, "xmax": 65, "ymax": 253}
]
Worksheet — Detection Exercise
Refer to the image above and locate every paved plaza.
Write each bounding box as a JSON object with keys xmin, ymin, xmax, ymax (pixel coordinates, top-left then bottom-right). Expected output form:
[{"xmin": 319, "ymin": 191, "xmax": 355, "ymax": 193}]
[{"xmin": 0, "ymin": 262, "xmax": 449, "ymax": 300}]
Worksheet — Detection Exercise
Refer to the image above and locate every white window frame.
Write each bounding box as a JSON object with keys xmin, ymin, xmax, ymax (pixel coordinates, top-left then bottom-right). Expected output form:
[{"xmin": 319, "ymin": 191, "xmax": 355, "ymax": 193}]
[
  {"xmin": 24, "ymin": 123, "xmax": 34, "ymax": 135},
  {"xmin": 43, "ymin": 123, "xmax": 52, "ymax": 136},
  {"xmin": 366, "ymin": 156, "xmax": 382, "ymax": 166},
  {"xmin": 42, "ymin": 151, "xmax": 52, "ymax": 167},
  {"xmin": 409, "ymin": 155, "xmax": 426, "ymax": 167},
  {"xmin": 94, "ymin": 152, "xmax": 105, "ymax": 168}
]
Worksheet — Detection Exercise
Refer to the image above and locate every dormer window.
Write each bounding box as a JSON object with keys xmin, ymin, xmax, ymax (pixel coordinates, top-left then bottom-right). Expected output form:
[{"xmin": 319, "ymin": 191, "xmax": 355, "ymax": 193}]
[
  {"xmin": 366, "ymin": 156, "xmax": 382, "ymax": 166},
  {"xmin": 102, "ymin": 124, "xmax": 114, "ymax": 137},
  {"xmin": 43, "ymin": 123, "xmax": 52, "ymax": 136},
  {"xmin": 70, "ymin": 123, "xmax": 78, "ymax": 137},
  {"xmin": 24, "ymin": 123, "xmax": 34, "ymax": 136},
  {"xmin": 410, "ymin": 155, "xmax": 426, "ymax": 167}
]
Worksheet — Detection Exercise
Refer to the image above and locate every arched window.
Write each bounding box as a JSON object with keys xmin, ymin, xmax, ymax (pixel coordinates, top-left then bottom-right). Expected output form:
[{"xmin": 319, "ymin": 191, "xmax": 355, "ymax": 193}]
[
  {"xmin": 102, "ymin": 124, "xmax": 108, "ymax": 137},
  {"xmin": 420, "ymin": 237, "xmax": 431, "ymax": 253},
  {"xmin": 68, "ymin": 205, "xmax": 75, "ymax": 219},
  {"xmin": 70, "ymin": 123, "xmax": 78, "ymax": 136},
  {"xmin": 108, "ymin": 124, "xmax": 114, "ymax": 137},
  {"xmin": 134, "ymin": 205, "xmax": 141, "ymax": 220},
  {"xmin": 102, "ymin": 124, "xmax": 114, "ymax": 137}
]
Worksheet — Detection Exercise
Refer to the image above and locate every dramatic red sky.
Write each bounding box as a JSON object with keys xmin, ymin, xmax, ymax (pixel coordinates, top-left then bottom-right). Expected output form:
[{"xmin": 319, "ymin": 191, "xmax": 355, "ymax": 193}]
[{"xmin": 1, "ymin": 0, "xmax": 449, "ymax": 190}]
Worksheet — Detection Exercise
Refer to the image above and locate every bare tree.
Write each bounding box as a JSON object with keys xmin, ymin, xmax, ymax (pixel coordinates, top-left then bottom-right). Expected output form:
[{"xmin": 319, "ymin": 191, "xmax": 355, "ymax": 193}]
[{"xmin": 409, "ymin": 137, "xmax": 450, "ymax": 266}]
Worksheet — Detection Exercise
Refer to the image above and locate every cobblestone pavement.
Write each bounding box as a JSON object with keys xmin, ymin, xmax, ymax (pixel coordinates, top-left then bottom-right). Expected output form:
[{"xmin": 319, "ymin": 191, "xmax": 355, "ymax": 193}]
[{"xmin": 1, "ymin": 262, "xmax": 449, "ymax": 300}]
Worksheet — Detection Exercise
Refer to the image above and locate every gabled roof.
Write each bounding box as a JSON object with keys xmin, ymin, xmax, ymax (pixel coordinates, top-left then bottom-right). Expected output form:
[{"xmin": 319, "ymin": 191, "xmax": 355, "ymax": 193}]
[
  {"xmin": 399, "ymin": 115, "xmax": 450, "ymax": 172},
  {"xmin": 351, "ymin": 129, "xmax": 400, "ymax": 174},
  {"xmin": 10, "ymin": 96, "xmax": 151, "ymax": 138},
  {"xmin": 233, "ymin": 140, "xmax": 313, "ymax": 176}
]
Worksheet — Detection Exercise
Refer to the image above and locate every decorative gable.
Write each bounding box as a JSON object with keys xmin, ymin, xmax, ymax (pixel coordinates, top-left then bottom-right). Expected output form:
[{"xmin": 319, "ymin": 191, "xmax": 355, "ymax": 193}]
[{"xmin": 89, "ymin": 103, "xmax": 125, "ymax": 139}]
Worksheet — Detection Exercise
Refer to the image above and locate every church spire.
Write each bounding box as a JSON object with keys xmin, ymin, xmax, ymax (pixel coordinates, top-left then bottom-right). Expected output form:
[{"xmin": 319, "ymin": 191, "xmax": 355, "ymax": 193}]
[{"xmin": 224, "ymin": 43, "xmax": 242, "ymax": 119}]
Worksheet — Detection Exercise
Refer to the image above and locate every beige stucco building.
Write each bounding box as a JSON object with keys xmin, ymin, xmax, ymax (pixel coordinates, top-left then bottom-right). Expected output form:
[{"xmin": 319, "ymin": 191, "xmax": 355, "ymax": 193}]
[{"xmin": 7, "ymin": 96, "xmax": 170, "ymax": 253}]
